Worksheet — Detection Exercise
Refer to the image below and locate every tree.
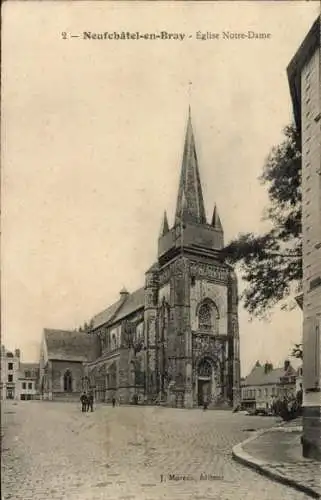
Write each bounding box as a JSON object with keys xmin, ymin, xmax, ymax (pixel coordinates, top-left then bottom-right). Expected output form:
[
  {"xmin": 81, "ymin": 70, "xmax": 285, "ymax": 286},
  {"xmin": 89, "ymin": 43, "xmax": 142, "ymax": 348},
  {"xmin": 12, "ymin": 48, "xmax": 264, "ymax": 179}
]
[
  {"xmin": 291, "ymin": 343, "xmax": 303, "ymax": 360},
  {"xmin": 222, "ymin": 124, "xmax": 302, "ymax": 318},
  {"xmin": 78, "ymin": 319, "xmax": 94, "ymax": 333}
]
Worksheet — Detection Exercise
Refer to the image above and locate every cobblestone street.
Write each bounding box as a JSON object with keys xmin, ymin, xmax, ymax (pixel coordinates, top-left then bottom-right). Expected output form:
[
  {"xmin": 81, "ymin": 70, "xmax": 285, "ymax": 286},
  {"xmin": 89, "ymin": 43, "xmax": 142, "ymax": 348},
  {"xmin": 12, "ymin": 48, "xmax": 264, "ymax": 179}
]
[{"xmin": 1, "ymin": 401, "xmax": 312, "ymax": 500}]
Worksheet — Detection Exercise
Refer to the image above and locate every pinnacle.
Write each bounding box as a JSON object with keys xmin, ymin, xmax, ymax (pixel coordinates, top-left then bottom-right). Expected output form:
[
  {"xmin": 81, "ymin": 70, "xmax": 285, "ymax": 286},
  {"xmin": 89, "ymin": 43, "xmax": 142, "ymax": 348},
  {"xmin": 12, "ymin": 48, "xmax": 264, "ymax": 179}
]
[
  {"xmin": 211, "ymin": 204, "xmax": 223, "ymax": 231},
  {"xmin": 160, "ymin": 211, "xmax": 169, "ymax": 236}
]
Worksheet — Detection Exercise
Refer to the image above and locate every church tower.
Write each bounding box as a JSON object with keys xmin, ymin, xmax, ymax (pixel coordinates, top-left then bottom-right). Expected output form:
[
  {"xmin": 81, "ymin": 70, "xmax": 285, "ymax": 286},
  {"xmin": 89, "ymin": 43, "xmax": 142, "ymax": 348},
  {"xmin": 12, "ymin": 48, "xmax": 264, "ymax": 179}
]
[{"xmin": 145, "ymin": 109, "xmax": 240, "ymax": 408}]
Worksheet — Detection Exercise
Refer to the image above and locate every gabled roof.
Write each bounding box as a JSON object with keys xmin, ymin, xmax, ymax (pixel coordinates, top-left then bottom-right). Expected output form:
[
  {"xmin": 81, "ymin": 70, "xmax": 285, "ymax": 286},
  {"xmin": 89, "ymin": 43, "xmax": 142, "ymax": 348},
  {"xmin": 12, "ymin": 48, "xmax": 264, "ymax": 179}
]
[
  {"xmin": 242, "ymin": 363, "xmax": 296, "ymax": 387},
  {"xmin": 44, "ymin": 329, "xmax": 98, "ymax": 362},
  {"xmin": 91, "ymin": 297, "xmax": 125, "ymax": 330},
  {"xmin": 111, "ymin": 287, "xmax": 145, "ymax": 324},
  {"xmin": 91, "ymin": 287, "xmax": 145, "ymax": 330}
]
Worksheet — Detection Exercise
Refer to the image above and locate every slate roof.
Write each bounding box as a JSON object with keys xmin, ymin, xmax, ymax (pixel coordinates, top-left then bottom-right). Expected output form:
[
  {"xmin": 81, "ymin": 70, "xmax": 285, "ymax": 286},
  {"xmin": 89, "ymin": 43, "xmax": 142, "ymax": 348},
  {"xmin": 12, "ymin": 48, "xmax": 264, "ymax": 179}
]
[
  {"xmin": 111, "ymin": 287, "xmax": 145, "ymax": 323},
  {"xmin": 44, "ymin": 329, "xmax": 98, "ymax": 362},
  {"xmin": 91, "ymin": 287, "xmax": 145, "ymax": 330},
  {"xmin": 19, "ymin": 362, "xmax": 39, "ymax": 371},
  {"xmin": 18, "ymin": 363, "xmax": 39, "ymax": 379},
  {"xmin": 242, "ymin": 363, "xmax": 296, "ymax": 387},
  {"xmin": 91, "ymin": 298, "xmax": 125, "ymax": 330}
]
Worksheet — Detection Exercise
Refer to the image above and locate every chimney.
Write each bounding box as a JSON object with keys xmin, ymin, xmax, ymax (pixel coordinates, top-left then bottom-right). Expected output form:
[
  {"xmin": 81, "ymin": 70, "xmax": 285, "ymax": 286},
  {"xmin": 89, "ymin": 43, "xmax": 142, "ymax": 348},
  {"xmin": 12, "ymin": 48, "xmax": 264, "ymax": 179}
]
[
  {"xmin": 120, "ymin": 287, "xmax": 129, "ymax": 298},
  {"xmin": 264, "ymin": 362, "xmax": 273, "ymax": 374},
  {"xmin": 284, "ymin": 360, "xmax": 290, "ymax": 371},
  {"xmin": 15, "ymin": 349, "xmax": 21, "ymax": 359}
]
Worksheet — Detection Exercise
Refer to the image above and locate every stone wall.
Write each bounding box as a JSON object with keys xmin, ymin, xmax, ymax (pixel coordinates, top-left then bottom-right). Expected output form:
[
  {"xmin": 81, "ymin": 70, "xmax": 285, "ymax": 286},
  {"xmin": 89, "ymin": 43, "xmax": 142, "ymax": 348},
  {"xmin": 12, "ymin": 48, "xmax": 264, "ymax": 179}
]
[
  {"xmin": 50, "ymin": 360, "xmax": 85, "ymax": 400},
  {"xmin": 301, "ymin": 42, "xmax": 321, "ymax": 460},
  {"xmin": 144, "ymin": 266, "xmax": 159, "ymax": 400}
]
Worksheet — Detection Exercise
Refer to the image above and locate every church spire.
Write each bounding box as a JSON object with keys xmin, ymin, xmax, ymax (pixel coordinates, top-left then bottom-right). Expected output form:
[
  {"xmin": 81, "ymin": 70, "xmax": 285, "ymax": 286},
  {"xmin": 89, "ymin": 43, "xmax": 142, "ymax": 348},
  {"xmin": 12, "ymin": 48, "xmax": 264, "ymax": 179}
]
[
  {"xmin": 175, "ymin": 109, "xmax": 207, "ymax": 225},
  {"xmin": 159, "ymin": 210, "xmax": 169, "ymax": 236},
  {"xmin": 211, "ymin": 204, "xmax": 223, "ymax": 231}
]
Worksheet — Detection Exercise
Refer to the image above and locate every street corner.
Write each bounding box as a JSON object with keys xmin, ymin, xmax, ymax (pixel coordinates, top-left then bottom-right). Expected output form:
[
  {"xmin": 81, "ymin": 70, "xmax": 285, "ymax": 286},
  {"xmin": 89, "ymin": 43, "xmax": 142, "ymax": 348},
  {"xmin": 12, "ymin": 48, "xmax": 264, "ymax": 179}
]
[
  {"xmin": 232, "ymin": 428, "xmax": 269, "ymax": 467},
  {"xmin": 232, "ymin": 427, "xmax": 321, "ymax": 499}
]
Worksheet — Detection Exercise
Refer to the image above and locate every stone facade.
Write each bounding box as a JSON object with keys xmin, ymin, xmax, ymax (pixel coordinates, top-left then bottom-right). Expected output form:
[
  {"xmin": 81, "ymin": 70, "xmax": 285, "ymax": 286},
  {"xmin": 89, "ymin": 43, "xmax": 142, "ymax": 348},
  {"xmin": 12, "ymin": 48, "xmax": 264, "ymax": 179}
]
[
  {"xmin": 241, "ymin": 361, "xmax": 299, "ymax": 411},
  {"xmin": 288, "ymin": 16, "xmax": 321, "ymax": 460},
  {"xmin": 17, "ymin": 363, "xmax": 39, "ymax": 401},
  {"xmin": 85, "ymin": 110, "xmax": 241, "ymax": 408},
  {"xmin": 39, "ymin": 329, "xmax": 99, "ymax": 401},
  {"xmin": 1, "ymin": 345, "xmax": 21, "ymax": 400}
]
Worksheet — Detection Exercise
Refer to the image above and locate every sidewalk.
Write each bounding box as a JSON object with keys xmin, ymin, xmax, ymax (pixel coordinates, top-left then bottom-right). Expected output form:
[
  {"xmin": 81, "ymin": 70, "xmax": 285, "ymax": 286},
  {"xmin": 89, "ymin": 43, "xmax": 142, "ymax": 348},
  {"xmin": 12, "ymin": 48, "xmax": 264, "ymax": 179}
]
[{"xmin": 232, "ymin": 421, "xmax": 320, "ymax": 499}]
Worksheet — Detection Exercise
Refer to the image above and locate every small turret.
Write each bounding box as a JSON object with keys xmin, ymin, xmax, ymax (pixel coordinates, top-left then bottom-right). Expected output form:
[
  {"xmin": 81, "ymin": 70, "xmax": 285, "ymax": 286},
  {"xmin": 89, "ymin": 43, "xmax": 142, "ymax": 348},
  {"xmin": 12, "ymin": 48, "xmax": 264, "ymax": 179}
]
[
  {"xmin": 211, "ymin": 204, "xmax": 223, "ymax": 232},
  {"xmin": 159, "ymin": 211, "xmax": 169, "ymax": 236}
]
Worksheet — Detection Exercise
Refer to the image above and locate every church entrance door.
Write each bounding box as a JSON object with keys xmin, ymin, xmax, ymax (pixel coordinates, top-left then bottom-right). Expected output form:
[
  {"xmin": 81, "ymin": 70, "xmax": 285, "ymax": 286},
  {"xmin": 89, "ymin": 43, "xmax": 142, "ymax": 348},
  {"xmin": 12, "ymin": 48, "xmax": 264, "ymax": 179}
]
[
  {"xmin": 197, "ymin": 378, "xmax": 211, "ymax": 406},
  {"xmin": 197, "ymin": 359, "xmax": 213, "ymax": 406}
]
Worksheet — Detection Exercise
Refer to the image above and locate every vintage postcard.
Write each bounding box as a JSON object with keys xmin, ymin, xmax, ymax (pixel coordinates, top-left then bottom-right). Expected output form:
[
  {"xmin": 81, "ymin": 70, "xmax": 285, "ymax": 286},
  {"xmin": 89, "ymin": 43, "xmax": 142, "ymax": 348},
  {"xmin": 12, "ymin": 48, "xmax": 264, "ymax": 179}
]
[{"xmin": 1, "ymin": 1, "xmax": 320, "ymax": 500}]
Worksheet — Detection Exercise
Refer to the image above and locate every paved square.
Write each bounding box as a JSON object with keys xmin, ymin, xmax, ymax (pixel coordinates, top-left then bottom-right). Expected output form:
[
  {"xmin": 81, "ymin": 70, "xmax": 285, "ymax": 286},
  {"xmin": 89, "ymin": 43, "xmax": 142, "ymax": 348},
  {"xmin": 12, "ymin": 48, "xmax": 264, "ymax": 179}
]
[{"xmin": 1, "ymin": 401, "xmax": 311, "ymax": 500}]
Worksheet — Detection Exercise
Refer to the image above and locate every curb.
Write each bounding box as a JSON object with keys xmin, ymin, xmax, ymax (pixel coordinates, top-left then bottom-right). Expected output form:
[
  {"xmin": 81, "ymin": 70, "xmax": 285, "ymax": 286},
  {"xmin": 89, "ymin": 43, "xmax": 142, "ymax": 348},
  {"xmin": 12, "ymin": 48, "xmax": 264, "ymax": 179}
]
[{"xmin": 232, "ymin": 429, "xmax": 320, "ymax": 499}]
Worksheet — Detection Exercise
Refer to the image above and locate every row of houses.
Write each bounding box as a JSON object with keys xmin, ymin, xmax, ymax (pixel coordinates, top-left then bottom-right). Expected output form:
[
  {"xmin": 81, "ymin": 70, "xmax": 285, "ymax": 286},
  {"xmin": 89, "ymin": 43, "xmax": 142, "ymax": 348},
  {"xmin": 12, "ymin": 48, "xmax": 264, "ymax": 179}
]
[
  {"xmin": 241, "ymin": 360, "xmax": 302, "ymax": 411},
  {"xmin": 0, "ymin": 345, "xmax": 39, "ymax": 400}
]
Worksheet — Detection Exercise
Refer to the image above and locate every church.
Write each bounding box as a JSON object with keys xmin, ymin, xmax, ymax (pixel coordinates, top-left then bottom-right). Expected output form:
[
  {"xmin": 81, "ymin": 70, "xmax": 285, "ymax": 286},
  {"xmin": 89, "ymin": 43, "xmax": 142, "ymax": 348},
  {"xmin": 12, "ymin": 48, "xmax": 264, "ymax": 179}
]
[
  {"xmin": 39, "ymin": 110, "xmax": 241, "ymax": 408},
  {"xmin": 84, "ymin": 110, "xmax": 241, "ymax": 408}
]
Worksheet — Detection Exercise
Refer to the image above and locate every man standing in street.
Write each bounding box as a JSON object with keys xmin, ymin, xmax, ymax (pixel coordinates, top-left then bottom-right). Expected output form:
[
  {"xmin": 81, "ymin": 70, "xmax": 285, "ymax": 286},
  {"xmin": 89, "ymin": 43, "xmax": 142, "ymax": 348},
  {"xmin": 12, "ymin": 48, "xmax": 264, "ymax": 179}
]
[
  {"xmin": 87, "ymin": 391, "xmax": 94, "ymax": 412},
  {"xmin": 80, "ymin": 392, "xmax": 87, "ymax": 413}
]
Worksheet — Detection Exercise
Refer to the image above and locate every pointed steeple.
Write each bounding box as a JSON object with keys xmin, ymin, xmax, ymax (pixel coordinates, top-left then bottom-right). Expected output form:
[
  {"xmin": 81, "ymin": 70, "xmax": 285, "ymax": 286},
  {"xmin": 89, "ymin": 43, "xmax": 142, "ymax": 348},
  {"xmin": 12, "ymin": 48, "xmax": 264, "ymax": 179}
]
[
  {"xmin": 175, "ymin": 109, "xmax": 207, "ymax": 225},
  {"xmin": 160, "ymin": 210, "xmax": 169, "ymax": 236},
  {"xmin": 211, "ymin": 204, "xmax": 223, "ymax": 231}
]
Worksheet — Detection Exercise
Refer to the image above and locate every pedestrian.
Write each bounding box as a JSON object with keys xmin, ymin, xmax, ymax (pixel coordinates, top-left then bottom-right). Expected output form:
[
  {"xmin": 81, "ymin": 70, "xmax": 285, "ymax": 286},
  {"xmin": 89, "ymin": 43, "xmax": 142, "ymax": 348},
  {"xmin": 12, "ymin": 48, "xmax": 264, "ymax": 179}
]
[
  {"xmin": 203, "ymin": 395, "xmax": 208, "ymax": 411},
  {"xmin": 112, "ymin": 396, "xmax": 116, "ymax": 408},
  {"xmin": 80, "ymin": 392, "xmax": 87, "ymax": 413},
  {"xmin": 87, "ymin": 392, "xmax": 94, "ymax": 412}
]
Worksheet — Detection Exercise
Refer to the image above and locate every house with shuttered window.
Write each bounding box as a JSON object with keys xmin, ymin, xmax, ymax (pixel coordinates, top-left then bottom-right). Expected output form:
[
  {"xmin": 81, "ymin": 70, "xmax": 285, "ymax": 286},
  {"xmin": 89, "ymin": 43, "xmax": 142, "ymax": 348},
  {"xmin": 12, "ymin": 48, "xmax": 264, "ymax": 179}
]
[{"xmin": 241, "ymin": 360, "xmax": 298, "ymax": 411}]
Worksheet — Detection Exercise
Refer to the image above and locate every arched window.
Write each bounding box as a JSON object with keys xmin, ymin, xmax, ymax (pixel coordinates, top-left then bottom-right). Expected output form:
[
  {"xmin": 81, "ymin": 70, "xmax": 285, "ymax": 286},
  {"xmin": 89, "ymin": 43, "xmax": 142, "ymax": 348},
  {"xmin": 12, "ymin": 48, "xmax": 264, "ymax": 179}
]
[
  {"xmin": 198, "ymin": 303, "xmax": 212, "ymax": 331},
  {"xmin": 135, "ymin": 322, "xmax": 144, "ymax": 342},
  {"xmin": 109, "ymin": 362, "xmax": 117, "ymax": 388},
  {"xmin": 198, "ymin": 359, "xmax": 212, "ymax": 378},
  {"xmin": 63, "ymin": 370, "xmax": 72, "ymax": 392},
  {"xmin": 159, "ymin": 299, "xmax": 170, "ymax": 343},
  {"xmin": 130, "ymin": 361, "xmax": 136, "ymax": 385},
  {"xmin": 105, "ymin": 329, "xmax": 110, "ymax": 350},
  {"xmin": 197, "ymin": 300, "xmax": 219, "ymax": 332}
]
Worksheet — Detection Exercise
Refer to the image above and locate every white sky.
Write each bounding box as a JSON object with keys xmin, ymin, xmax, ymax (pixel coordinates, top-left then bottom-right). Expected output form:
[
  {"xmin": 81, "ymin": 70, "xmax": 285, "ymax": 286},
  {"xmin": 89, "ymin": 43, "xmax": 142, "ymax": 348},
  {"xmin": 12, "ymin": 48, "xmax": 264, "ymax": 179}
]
[{"xmin": 2, "ymin": 1, "xmax": 319, "ymax": 375}]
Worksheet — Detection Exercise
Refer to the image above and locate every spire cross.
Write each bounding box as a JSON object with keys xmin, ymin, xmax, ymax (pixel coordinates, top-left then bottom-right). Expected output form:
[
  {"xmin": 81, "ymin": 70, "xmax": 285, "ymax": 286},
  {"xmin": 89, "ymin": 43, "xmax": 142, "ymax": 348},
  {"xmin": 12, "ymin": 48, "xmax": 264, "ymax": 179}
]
[{"xmin": 188, "ymin": 81, "xmax": 193, "ymax": 102}]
